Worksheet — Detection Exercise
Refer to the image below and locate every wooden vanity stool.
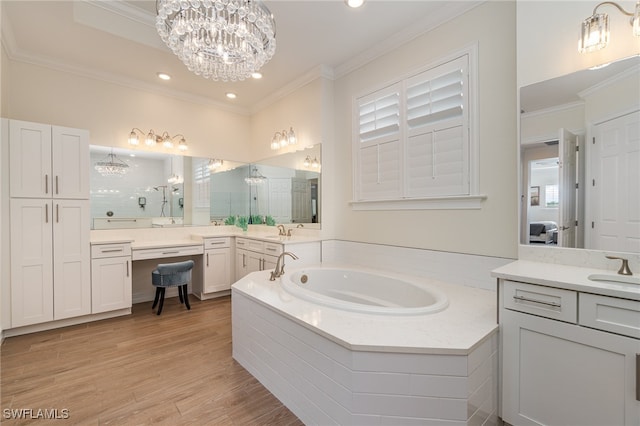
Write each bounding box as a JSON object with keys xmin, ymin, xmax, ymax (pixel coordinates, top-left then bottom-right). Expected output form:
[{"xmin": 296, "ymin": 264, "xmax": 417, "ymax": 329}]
[{"xmin": 151, "ymin": 260, "xmax": 194, "ymax": 315}]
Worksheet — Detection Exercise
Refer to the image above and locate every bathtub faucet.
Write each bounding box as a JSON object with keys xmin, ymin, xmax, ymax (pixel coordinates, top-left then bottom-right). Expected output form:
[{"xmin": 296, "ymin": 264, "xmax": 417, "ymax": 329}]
[{"xmin": 270, "ymin": 252, "xmax": 299, "ymax": 281}]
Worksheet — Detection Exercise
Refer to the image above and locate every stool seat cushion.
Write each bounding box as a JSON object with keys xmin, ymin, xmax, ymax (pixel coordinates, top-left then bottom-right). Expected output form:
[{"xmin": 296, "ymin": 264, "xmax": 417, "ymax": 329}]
[{"xmin": 151, "ymin": 260, "xmax": 194, "ymax": 287}]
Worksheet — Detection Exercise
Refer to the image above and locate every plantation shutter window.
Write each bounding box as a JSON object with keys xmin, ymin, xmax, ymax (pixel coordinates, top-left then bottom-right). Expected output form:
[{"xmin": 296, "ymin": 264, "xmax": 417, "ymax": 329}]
[
  {"xmin": 356, "ymin": 83, "xmax": 402, "ymax": 200},
  {"xmin": 352, "ymin": 50, "xmax": 476, "ymax": 208},
  {"xmin": 405, "ymin": 56, "xmax": 469, "ymax": 197}
]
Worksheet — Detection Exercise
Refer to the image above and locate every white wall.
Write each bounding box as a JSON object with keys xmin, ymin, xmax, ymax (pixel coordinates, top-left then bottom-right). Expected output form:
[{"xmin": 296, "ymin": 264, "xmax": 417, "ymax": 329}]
[
  {"xmin": 249, "ymin": 78, "xmax": 326, "ymax": 163},
  {"xmin": 330, "ymin": 1, "xmax": 518, "ymax": 258},
  {"xmin": 4, "ymin": 61, "xmax": 251, "ymax": 161}
]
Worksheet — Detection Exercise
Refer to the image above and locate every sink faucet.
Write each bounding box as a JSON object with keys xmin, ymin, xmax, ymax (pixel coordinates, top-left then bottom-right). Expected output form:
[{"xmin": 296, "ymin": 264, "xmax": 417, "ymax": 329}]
[
  {"xmin": 606, "ymin": 255, "xmax": 633, "ymax": 276},
  {"xmin": 277, "ymin": 224, "xmax": 286, "ymax": 236},
  {"xmin": 269, "ymin": 252, "xmax": 298, "ymax": 281}
]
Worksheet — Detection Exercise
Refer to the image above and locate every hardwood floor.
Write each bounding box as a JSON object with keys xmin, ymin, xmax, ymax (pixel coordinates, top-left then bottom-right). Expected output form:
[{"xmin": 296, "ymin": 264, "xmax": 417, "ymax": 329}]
[{"xmin": 1, "ymin": 296, "xmax": 303, "ymax": 425}]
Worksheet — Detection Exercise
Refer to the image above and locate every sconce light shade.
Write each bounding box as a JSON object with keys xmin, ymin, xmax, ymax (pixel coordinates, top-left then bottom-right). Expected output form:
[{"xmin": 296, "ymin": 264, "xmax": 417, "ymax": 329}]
[
  {"xmin": 128, "ymin": 128, "xmax": 187, "ymax": 151},
  {"xmin": 208, "ymin": 158, "xmax": 224, "ymax": 171},
  {"xmin": 578, "ymin": 1, "xmax": 640, "ymax": 53},
  {"xmin": 579, "ymin": 13, "xmax": 610, "ymax": 52},
  {"xmin": 270, "ymin": 127, "xmax": 297, "ymax": 150}
]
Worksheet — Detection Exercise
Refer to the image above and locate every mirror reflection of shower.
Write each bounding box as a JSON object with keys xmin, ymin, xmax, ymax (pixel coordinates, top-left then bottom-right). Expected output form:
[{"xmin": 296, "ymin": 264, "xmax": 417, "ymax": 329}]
[{"xmin": 154, "ymin": 185, "xmax": 181, "ymax": 218}]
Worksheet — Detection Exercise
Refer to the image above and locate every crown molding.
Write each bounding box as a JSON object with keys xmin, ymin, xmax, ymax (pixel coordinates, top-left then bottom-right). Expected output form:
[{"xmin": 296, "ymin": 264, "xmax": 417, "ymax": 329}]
[
  {"xmin": 521, "ymin": 100, "xmax": 585, "ymax": 120},
  {"xmin": 6, "ymin": 47, "xmax": 250, "ymax": 116},
  {"xmin": 250, "ymin": 64, "xmax": 335, "ymax": 114}
]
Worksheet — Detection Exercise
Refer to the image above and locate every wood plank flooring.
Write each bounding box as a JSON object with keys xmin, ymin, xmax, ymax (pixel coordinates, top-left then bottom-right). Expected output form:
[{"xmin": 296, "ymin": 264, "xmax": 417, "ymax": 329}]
[{"xmin": 1, "ymin": 296, "xmax": 303, "ymax": 425}]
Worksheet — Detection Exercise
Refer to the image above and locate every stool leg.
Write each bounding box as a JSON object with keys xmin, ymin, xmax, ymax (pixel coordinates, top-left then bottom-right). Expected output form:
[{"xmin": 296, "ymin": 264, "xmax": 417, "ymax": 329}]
[
  {"xmin": 157, "ymin": 288, "xmax": 166, "ymax": 315},
  {"xmin": 178, "ymin": 285, "xmax": 184, "ymax": 304},
  {"xmin": 182, "ymin": 284, "xmax": 191, "ymax": 310},
  {"xmin": 152, "ymin": 287, "xmax": 161, "ymax": 309}
]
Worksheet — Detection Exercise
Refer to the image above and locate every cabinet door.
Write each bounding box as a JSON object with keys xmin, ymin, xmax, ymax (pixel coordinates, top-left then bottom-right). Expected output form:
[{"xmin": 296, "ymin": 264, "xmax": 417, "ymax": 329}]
[
  {"xmin": 91, "ymin": 257, "xmax": 132, "ymax": 313},
  {"xmin": 9, "ymin": 120, "xmax": 52, "ymax": 198},
  {"xmin": 53, "ymin": 200, "xmax": 91, "ymax": 320},
  {"xmin": 204, "ymin": 248, "xmax": 231, "ymax": 293},
  {"xmin": 502, "ymin": 308, "xmax": 639, "ymax": 426},
  {"xmin": 52, "ymin": 126, "xmax": 89, "ymax": 199},
  {"xmin": 263, "ymin": 254, "xmax": 279, "ymax": 273},
  {"xmin": 235, "ymin": 249, "xmax": 262, "ymax": 280},
  {"xmin": 10, "ymin": 199, "xmax": 54, "ymax": 327}
]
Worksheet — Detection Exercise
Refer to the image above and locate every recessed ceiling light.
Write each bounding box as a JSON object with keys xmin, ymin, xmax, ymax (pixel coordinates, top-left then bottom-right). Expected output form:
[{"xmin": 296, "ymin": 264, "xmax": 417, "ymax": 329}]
[
  {"xmin": 226, "ymin": 92, "xmax": 237, "ymax": 99},
  {"xmin": 251, "ymin": 72, "xmax": 263, "ymax": 79},
  {"xmin": 345, "ymin": 0, "xmax": 364, "ymax": 8},
  {"xmin": 157, "ymin": 72, "xmax": 171, "ymax": 80}
]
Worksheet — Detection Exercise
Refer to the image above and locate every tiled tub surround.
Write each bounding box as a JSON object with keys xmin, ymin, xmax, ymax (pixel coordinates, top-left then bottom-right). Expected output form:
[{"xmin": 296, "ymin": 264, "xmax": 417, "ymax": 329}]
[{"xmin": 232, "ymin": 265, "xmax": 501, "ymax": 425}]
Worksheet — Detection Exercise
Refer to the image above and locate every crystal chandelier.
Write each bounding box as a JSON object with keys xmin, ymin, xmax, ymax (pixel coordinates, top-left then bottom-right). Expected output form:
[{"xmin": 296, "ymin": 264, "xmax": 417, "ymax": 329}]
[
  {"xmin": 244, "ymin": 167, "xmax": 267, "ymax": 185},
  {"xmin": 94, "ymin": 150, "xmax": 130, "ymax": 176},
  {"xmin": 156, "ymin": 0, "xmax": 277, "ymax": 82}
]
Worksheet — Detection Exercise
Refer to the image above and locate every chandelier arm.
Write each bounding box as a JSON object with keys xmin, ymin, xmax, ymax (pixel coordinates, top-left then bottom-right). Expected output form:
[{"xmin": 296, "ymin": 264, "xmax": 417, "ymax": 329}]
[{"xmin": 593, "ymin": 1, "xmax": 636, "ymax": 17}]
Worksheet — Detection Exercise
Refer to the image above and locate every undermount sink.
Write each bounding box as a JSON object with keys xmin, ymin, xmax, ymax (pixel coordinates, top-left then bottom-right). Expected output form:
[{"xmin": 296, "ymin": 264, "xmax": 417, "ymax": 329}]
[{"xmin": 588, "ymin": 274, "xmax": 640, "ymax": 285}]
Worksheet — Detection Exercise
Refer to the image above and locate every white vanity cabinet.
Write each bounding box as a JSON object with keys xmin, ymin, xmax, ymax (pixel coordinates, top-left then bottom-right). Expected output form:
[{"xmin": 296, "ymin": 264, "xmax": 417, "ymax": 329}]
[
  {"xmin": 235, "ymin": 238, "xmax": 281, "ymax": 280},
  {"xmin": 234, "ymin": 237, "xmax": 321, "ymax": 281},
  {"xmin": 10, "ymin": 198, "xmax": 91, "ymax": 326},
  {"xmin": 91, "ymin": 243, "xmax": 132, "ymax": 314},
  {"xmin": 7, "ymin": 119, "xmax": 91, "ymax": 328},
  {"xmin": 499, "ymin": 279, "xmax": 640, "ymax": 426},
  {"xmin": 9, "ymin": 119, "xmax": 89, "ymax": 199},
  {"xmin": 193, "ymin": 237, "xmax": 233, "ymax": 299}
]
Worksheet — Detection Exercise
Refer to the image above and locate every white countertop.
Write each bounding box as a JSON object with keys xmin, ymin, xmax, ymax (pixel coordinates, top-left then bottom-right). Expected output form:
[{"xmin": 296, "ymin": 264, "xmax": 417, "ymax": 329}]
[
  {"xmin": 492, "ymin": 260, "xmax": 640, "ymax": 301},
  {"xmin": 232, "ymin": 266, "xmax": 498, "ymax": 355}
]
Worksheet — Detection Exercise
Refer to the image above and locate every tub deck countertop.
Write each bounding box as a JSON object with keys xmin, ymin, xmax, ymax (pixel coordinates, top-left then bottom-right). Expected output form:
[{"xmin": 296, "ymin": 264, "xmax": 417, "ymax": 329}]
[{"xmin": 232, "ymin": 265, "xmax": 498, "ymax": 355}]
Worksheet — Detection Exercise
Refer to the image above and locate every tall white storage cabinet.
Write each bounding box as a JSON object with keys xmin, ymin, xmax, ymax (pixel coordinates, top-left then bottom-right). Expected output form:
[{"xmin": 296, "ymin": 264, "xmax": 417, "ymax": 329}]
[{"xmin": 9, "ymin": 120, "xmax": 90, "ymax": 327}]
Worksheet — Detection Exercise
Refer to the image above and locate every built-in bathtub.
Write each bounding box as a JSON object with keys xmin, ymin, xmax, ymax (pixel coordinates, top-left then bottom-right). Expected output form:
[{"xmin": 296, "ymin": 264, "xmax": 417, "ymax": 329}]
[
  {"xmin": 283, "ymin": 267, "xmax": 449, "ymax": 315},
  {"xmin": 232, "ymin": 265, "xmax": 499, "ymax": 426}
]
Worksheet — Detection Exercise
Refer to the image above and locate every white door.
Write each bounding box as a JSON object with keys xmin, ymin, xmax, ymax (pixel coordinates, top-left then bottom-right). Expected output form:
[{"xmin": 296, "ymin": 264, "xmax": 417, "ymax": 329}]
[
  {"xmin": 590, "ymin": 110, "xmax": 640, "ymax": 252},
  {"xmin": 9, "ymin": 120, "xmax": 52, "ymax": 198},
  {"xmin": 52, "ymin": 126, "xmax": 89, "ymax": 199},
  {"xmin": 269, "ymin": 178, "xmax": 292, "ymax": 224},
  {"xmin": 53, "ymin": 200, "xmax": 91, "ymax": 320},
  {"xmin": 10, "ymin": 198, "xmax": 54, "ymax": 327},
  {"xmin": 557, "ymin": 128, "xmax": 578, "ymax": 247},
  {"xmin": 291, "ymin": 178, "xmax": 312, "ymax": 223}
]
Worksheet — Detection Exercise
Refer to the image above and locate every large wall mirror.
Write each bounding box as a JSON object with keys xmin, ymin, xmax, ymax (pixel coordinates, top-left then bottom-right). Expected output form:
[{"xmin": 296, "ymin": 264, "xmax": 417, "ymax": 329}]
[
  {"xmin": 90, "ymin": 144, "xmax": 321, "ymax": 229},
  {"xmin": 520, "ymin": 54, "xmax": 639, "ymax": 254}
]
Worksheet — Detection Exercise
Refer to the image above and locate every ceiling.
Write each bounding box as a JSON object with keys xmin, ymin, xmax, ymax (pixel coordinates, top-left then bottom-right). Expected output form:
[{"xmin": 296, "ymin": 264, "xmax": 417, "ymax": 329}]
[{"xmin": 1, "ymin": 0, "xmax": 481, "ymax": 114}]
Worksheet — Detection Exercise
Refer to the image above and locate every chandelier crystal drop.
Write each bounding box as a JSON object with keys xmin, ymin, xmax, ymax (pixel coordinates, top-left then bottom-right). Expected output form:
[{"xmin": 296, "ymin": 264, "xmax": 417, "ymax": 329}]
[{"xmin": 156, "ymin": 0, "xmax": 277, "ymax": 82}]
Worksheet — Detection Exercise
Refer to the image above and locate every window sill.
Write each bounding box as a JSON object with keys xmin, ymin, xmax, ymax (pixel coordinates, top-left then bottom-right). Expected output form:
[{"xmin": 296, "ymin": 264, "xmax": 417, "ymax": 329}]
[{"xmin": 349, "ymin": 195, "xmax": 487, "ymax": 211}]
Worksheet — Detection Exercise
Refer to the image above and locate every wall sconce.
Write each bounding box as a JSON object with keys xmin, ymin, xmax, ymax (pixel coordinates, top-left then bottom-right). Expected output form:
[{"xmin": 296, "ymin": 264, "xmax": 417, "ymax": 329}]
[
  {"xmin": 167, "ymin": 174, "xmax": 183, "ymax": 184},
  {"xmin": 303, "ymin": 155, "xmax": 320, "ymax": 169},
  {"xmin": 128, "ymin": 128, "xmax": 188, "ymax": 152},
  {"xmin": 579, "ymin": 1, "xmax": 640, "ymax": 53},
  {"xmin": 207, "ymin": 158, "xmax": 223, "ymax": 171},
  {"xmin": 270, "ymin": 127, "xmax": 297, "ymax": 150},
  {"xmin": 138, "ymin": 197, "xmax": 146, "ymax": 209}
]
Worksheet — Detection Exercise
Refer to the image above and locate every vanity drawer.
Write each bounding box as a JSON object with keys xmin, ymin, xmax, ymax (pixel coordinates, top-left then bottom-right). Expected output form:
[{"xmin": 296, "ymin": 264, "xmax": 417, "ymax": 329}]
[
  {"xmin": 579, "ymin": 293, "xmax": 640, "ymax": 339},
  {"xmin": 503, "ymin": 280, "xmax": 577, "ymax": 323},
  {"xmin": 203, "ymin": 237, "xmax": 231, "ymax": 249},
  {"xmin": 263, "ymin": 242, "xmax": 283, "ymax": 256},
  {"xmin": 236, "ymin": 238, "xmax": 264, "ymax": 253},
  {"xmin": 91, "ymin": 243, "xmax": 132, "ymax": 259},
  {"xmin": 132, "ymin": 244, "xmax": 203, "ymax": 260}
]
